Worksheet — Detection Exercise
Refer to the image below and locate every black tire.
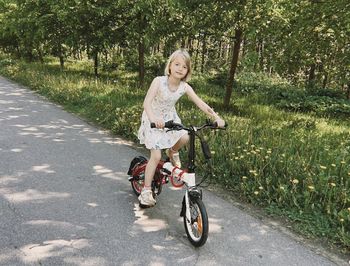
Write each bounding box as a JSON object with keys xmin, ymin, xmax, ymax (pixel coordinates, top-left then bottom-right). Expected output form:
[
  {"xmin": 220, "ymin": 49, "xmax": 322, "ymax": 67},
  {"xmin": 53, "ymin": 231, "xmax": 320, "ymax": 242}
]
[
  {"xmin": 128, "ymin": 156, "xmax": 147, "ymax": 196},
  {"xmin": 131, "ymin": 178, "xmax": 144, "ymax": 196},
  {"xmin": 183, "ymin": 196, "xmax": 209, "ymax": 247}
]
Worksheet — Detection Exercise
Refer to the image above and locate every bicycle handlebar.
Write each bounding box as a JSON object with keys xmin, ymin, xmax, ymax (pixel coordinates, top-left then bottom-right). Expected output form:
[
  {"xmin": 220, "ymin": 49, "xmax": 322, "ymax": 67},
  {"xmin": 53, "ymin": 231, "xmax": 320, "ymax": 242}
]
[{"xmin": 150, "ymin": 120, "xmax": 227, "ymax": 131}]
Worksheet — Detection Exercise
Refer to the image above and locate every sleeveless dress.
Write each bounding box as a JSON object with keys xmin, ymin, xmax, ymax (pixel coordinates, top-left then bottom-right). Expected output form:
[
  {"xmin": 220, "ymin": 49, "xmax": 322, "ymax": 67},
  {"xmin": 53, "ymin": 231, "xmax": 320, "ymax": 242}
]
[{"xmin": 138, "ymin": 76, "xmax": 188, "ymax": 150}]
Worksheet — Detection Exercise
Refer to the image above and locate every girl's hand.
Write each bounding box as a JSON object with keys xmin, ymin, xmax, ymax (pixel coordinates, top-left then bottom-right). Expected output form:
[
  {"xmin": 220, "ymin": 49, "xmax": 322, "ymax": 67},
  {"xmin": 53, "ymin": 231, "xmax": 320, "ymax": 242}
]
[
  {"xmin": 153, "ymin": 118, "xmax": 165, "ymax": 129},
  {"xmin": 215, "ymin": 118, "xmax": 225, "ymax": 128}
]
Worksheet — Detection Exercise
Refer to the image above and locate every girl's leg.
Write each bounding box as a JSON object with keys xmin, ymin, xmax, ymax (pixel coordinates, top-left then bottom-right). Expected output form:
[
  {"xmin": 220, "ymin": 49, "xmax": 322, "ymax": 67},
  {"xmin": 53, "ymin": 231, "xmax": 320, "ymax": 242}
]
[
  {"xmin": 144, "ymin": 149, "xmax": 162, "ymax": 187},
  {"xmin": 139, "ymin": 149, "xmax": 161, "ymax": 207},
  {"xmin": 171, "ymin": 134, "xmax": 189, "ymax": 152},
  {"xmin": 167, "ymin": 134, "xmax": 189, "ymax": 167}
]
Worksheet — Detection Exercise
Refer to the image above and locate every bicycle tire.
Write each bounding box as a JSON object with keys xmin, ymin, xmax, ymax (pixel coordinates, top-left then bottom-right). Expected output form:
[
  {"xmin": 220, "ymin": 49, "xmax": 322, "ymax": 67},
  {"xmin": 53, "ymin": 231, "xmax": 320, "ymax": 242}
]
[
  {"xmin": 183, "ymin": 196, "xmax": 209, "ymax": 247},
  {"xmin": 131, "ymin": 178, "xmax": 144, "ymax": 196}
]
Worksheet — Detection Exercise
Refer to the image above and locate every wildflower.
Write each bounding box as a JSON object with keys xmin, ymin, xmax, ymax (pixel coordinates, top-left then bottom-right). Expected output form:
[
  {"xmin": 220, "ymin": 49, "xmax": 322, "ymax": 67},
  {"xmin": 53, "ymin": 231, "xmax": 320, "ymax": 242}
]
[
  {"xmin": 259, "ymin": 186, "xmax": 263, "ymax": 190},
  {"xmin": 320, "ymin": 165, "xmax": 327, "ymax": 170},
  {"xmin": 329, "ymin": 183, "xmax": 336, "ymax": 187},
  {"xmin": 331, "ymin": 164, "xmax": 336, "ymax": 167},
  {"xmin": 340, "ymin": 161, "xmax": 345, "ymax": 164},
  {"xmin": 267, "ymin": 150, "xmax": 272, "ymax": 154},
  {"xmin": 265, "ymin": 156, "xmax": 269, "ymax": 159},
  {"xmin": 308, "ymin": 185, "xmax": 315, "ymax": 191},
  {"xmin": 235, "ymin": 157, "xmax": 239, "ymax": 160},
  {"xmin": 348, "ymin": 207, "xmax": 350, "ymax": 212},
  {"xmin": 254, "ymin": 191, "xmax": 259, "ymax": 195},
  {"xmin": 211, "ymin": 151, "xmax": 216, "ymax": 154},
  {"xmin": 292, "ymin": 179, "xmax": 299, "ymax": 184},
  {"xmin": 339, "ymin": 218, "xmax": 344, "ymax": 223},
  {"xmin": 242, "ymin": 176, "xmax": 247, "ymax": 180},
  {"xmin": 280, "ymin": 186, "xmax": 285, "ymax": 191},
  {"xmin": 282, "ymin": 153, "xmax": 286, "ymax": 157}
]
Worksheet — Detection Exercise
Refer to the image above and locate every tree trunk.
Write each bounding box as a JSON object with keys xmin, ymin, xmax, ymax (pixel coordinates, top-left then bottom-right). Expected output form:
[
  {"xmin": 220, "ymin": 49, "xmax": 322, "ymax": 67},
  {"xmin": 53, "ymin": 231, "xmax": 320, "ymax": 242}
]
[
  {"xmin": 200, "ymin": 33, "xmax": 207, "ymax": 73},
  {"xmin": 308, "ymin": 63, "xmax": 316, "ymax": 87},
  {"xmin": 94, "ymin": 50, "xmax": 99, "ymax": 77},
  {"xmin": 322, "ymin": 73, "xmax": 328, "ymax": 88},
  {"xmin": 224, "ymin": 28, "xmax": 243, "ymax": 108},
  {"xmin": 138, "ymin": 37, "xmax": 145, "ymax": 88},
  {"xmin": 59, "ymin": 55, "xmax": 64, "ymax": 70},
  {"xmin": 58, "ymin": 44, "xmax": 64, "ymax": 70}
]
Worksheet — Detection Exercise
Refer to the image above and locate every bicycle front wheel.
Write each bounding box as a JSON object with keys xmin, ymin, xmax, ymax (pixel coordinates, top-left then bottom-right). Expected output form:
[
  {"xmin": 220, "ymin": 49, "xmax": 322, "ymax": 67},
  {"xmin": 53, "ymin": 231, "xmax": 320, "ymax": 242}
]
[{"xmin": 183, "ymin": 196, "xmax": 209, "ymax": 247}]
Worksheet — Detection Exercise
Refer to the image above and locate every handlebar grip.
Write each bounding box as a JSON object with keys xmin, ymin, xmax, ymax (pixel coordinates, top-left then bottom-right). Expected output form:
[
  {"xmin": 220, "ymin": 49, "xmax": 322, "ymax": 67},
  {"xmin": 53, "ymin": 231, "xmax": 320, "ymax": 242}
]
[{"xmin": 150, "ymin": 120, "xmax": 174, "ymax": 129}]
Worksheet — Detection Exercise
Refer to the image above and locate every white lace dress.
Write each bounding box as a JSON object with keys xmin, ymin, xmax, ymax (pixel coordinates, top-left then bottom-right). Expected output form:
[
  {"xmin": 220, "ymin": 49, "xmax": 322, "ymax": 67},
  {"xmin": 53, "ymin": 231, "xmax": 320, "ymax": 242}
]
[{"xmin": 138, "ymin": 76, "xmax": 188, "ymax": 150}]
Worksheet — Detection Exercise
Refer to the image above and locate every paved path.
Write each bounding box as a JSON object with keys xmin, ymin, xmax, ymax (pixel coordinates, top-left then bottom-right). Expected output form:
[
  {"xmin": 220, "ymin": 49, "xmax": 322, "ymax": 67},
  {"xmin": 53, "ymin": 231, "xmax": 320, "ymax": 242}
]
[{"xmin": 0, "ymin": 76, "xmax": 347, "ymax": 265}]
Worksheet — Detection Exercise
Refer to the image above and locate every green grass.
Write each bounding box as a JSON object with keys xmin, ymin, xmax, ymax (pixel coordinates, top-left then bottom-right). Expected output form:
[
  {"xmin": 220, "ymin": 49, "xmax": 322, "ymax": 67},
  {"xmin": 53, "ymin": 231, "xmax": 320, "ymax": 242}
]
[{"xmin": 0, "ymin": 55, "xmax": 349, "ymax": 254}]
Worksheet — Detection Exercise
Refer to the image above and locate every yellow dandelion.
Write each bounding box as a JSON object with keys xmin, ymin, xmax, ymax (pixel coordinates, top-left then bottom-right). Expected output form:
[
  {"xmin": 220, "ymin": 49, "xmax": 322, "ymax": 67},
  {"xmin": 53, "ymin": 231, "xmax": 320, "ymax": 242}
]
[
  {"xmin": 254, "ymin": 191, "xmax": 259, "ymax": 195},
  {"xmin": 320, "ymin": 165, "xmax": 327, "ymax": 170},
  {"xmin": 292, "ymin": 179, "xmax": 299, "ymax": 184}
]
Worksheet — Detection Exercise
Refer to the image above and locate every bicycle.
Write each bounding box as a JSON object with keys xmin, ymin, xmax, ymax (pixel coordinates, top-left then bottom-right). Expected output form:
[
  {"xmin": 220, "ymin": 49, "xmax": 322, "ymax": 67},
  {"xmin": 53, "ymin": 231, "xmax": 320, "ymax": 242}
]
[{"xmin": 127, "ymin": 120, "xmax": 226, "ymax": 247}]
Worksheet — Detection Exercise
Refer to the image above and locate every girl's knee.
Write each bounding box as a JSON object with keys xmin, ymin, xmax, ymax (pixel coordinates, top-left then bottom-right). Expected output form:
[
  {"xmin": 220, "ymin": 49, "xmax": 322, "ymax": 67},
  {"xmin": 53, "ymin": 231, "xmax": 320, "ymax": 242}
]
[
  {"xmin": 150, "ymin": 150, "xmax": 162, "ymax": 162},
  {"xmin": 181, "ymin": 134, "xmax": 189, "ymax": 143}
]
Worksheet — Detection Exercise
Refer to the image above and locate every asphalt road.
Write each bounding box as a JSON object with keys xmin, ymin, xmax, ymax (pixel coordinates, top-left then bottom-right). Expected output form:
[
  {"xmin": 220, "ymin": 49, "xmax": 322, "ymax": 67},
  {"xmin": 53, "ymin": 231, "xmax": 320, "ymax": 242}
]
[{"xmin": 0, "ymin": 76, "xmax": 347, "ymax": 266}]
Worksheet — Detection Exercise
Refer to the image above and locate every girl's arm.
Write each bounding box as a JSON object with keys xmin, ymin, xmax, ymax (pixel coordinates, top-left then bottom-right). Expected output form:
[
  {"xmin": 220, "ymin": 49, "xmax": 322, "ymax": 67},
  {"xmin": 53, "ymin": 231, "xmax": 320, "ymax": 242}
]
[
  {"xmin": 185, "ymin": 84, "xmax": 225, "ymax": 127},
  {"xmin": 143, "ymin": 77, "xmax": 164, "ymax": 128}
]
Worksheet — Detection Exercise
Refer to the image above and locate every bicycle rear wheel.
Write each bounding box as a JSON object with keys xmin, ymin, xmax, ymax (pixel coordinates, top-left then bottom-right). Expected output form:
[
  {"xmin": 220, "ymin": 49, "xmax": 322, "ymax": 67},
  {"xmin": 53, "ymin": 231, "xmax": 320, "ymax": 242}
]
[
  {"xmin": 131, "ymin": 177, "xmax": 144, "ymax": 196},
  {"xmin": 183, "ymin": 196, "xmax": 209, "ymax": 247}
]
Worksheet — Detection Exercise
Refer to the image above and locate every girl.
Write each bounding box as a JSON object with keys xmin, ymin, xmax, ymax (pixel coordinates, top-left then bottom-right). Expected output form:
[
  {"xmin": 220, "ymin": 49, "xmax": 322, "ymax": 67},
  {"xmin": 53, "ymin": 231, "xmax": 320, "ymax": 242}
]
[{"xmin": 137, "ymin": 49, "xmax": 225, "ymax": 207}]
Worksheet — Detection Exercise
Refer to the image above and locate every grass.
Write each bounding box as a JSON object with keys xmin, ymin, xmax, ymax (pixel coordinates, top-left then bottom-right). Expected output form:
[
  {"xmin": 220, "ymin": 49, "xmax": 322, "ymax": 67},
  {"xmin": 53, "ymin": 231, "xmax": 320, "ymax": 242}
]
[{"xmin": 0, "ymin": 55, "xmax": 349, "ymax": 254}]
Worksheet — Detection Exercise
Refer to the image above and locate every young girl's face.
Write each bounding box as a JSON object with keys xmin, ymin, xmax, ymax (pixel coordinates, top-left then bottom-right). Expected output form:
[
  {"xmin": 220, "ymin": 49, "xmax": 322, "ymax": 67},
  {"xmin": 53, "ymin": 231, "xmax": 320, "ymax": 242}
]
[{"xmin": 169, "ymin": 55, "xmax": 188, "ymax": 80}]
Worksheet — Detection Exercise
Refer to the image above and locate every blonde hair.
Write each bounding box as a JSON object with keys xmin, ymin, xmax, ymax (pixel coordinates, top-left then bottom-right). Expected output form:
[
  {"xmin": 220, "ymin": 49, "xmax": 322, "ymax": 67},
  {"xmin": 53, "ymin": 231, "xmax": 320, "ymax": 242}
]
[{"xmin": 164, "ymin": 49, "xmax": 192, "ymax": 82}]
